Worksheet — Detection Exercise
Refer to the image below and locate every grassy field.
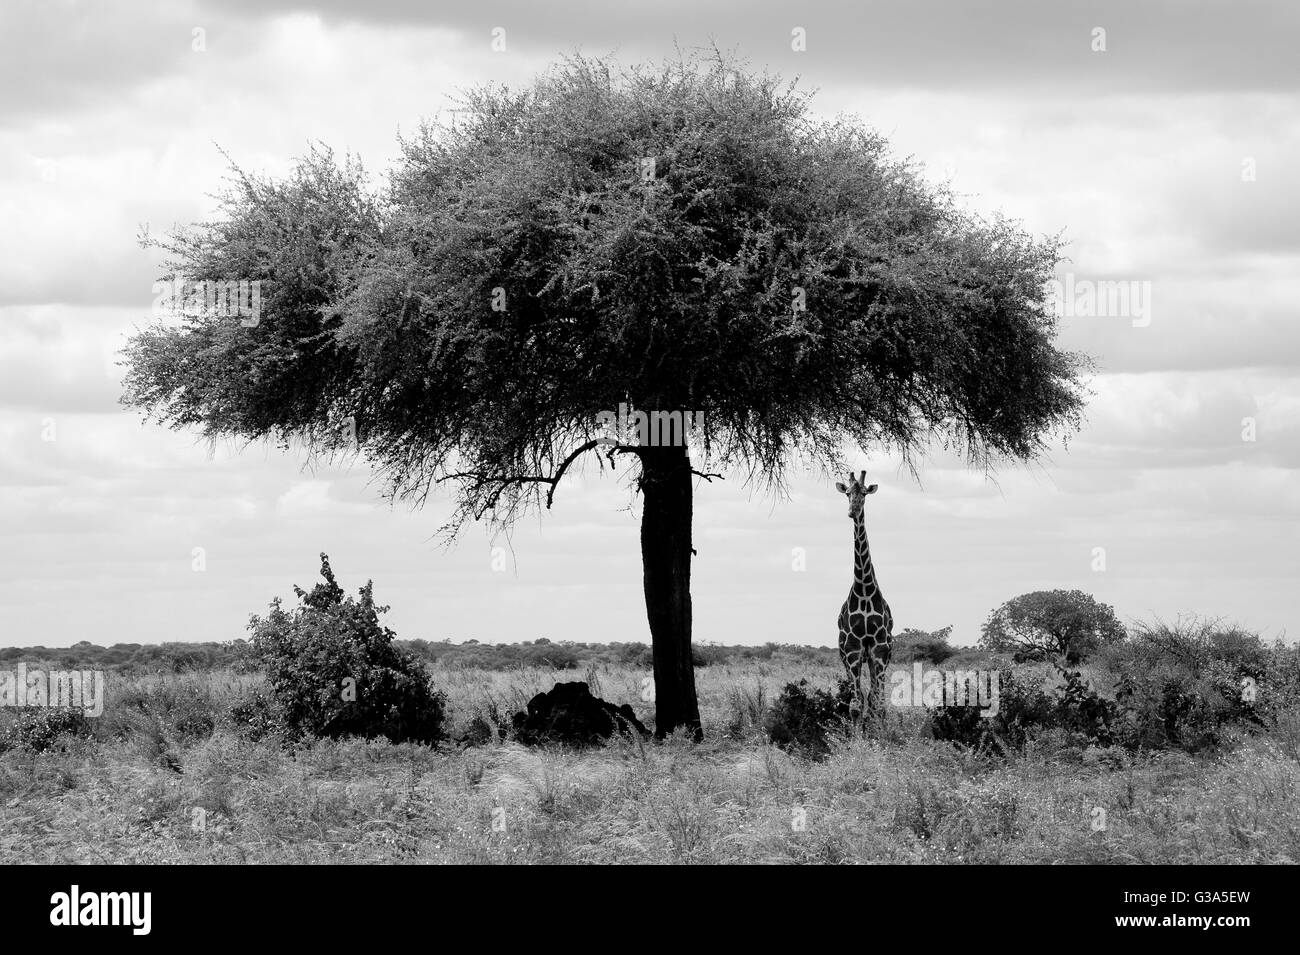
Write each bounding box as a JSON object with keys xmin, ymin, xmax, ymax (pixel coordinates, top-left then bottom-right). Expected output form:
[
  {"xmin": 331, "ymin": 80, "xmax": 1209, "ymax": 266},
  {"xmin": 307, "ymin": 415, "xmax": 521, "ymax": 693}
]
[{"xmin": 2, "ymin": 657, "xmax": 1299, "ymax": 864}]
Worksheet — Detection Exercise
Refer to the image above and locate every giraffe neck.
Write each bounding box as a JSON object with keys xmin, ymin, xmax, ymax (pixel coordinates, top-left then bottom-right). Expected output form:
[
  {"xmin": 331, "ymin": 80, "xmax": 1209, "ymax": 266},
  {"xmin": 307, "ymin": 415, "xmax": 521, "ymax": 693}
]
[{"xmin": 852, "ymin": 509, "xmax": 878, "ymax": 588}]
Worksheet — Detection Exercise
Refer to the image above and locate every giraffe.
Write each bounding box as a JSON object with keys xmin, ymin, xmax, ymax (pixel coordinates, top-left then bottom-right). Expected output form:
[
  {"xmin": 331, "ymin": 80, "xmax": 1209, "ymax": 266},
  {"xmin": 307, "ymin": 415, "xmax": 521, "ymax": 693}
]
[{"xmin": 835, "ymin": 471, "xmax": 894, "ymax": 724}]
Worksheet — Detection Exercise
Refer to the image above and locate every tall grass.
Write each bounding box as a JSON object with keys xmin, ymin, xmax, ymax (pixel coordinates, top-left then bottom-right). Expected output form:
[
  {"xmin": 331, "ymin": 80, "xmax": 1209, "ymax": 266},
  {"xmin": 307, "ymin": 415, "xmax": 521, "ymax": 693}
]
[{"xmin": 1, "ymin": 651, "xmax": 1297, "ymax": 864}]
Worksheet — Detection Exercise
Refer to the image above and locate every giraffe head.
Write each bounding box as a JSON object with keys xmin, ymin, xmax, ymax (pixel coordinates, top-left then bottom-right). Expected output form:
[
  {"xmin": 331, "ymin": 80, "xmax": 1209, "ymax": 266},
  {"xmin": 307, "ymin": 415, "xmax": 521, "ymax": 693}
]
[{"xmin": 835, "ymin": 471, "xmax": 878, "ymax": 518}]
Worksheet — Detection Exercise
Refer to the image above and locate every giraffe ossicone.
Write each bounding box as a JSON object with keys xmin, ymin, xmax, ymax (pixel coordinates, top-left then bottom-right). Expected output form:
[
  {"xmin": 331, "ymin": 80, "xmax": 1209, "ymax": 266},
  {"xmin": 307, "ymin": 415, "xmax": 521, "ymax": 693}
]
[{"xmin": 835, "ymin": 470, "xmax": 894, "ymax": 724}]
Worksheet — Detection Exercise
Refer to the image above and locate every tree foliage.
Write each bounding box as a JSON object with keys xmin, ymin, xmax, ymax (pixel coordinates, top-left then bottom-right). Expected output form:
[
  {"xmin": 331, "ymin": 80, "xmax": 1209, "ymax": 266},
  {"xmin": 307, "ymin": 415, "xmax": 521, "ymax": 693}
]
[
  {"xmin": 978, "ymin": 589, "xmax": 1126, "ymax": 663},
  {"xmin": 892, "ymin": 625, "xmax": 957, "ymax": 664},
  {"xmin": 122, "ymin": 53, "xmax": 1089, "ymax": 531}
]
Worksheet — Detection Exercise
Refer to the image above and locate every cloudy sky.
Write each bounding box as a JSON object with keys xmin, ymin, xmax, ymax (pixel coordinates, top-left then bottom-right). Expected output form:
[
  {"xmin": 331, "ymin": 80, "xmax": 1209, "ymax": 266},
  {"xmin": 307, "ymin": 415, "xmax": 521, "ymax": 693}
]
[{"xmin": 3, "ymin": 0, "xmax": 1297, "ymax": 650}]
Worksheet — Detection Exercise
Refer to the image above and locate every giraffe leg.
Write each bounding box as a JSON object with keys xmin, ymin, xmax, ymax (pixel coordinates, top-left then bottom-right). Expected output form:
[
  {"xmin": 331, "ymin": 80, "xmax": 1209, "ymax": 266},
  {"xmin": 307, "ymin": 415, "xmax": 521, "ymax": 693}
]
[
  {"xmin": 865, "ymin": 644, "xmax": 891, "ymax": 728},
  {"xmin": 838, "ymin": 633, "xmax": 858, "ymax": 721},
  {"xmin": 856, "ymin": 664, "xmax": 872, "ymax": 725},
  {"xmin": 842, "ymin": 649, "xmax": 865, "ymax": 724}
]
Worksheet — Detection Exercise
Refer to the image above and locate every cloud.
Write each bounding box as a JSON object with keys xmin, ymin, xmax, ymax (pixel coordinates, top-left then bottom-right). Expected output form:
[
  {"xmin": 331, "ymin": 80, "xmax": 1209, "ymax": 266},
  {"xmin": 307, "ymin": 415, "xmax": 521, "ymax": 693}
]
[
  {"xmin": 195, "ymin": 0, "xmax": 1300, "ymax": 93},
  {"xmin": 0, "ymin": 2, "xmax": 1296, "ymax": 648},
  {"xmin": 0, "ymin": 307, "xmax": 126, "ymax": 412},
  {"xmin": 0, "ymin": 0, "xmax": 200, "ymax": 123}
]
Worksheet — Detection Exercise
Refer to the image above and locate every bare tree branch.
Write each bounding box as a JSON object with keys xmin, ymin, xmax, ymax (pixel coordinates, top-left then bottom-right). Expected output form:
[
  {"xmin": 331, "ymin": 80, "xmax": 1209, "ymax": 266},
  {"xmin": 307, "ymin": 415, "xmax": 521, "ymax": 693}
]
[{"xmin": 442, "ymin": 440, "xmax": 646, "ymax": 520}]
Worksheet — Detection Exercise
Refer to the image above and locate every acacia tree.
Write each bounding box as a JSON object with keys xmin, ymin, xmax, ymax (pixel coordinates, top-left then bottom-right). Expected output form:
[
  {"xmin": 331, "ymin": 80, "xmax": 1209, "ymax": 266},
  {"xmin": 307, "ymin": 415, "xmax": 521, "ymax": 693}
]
[
  {"xmin": 122, "ymin": 55, "xmax": 1090, "ymax": 738},
  {"xmin": 979, "ymin": 590, "xmax": 1126, "ymax": 663}
]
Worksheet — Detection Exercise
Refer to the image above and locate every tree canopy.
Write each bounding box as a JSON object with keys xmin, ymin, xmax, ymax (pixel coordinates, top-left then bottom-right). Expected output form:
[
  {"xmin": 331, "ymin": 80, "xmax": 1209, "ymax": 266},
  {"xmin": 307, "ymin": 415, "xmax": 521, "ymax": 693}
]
[
  {"xmin": 124, "ymin": 54, "xmax": 1087, "ymax": 526},
  {"xmin": 979, "ymin": 590, "xmax": 1127, "ymax": 663}
]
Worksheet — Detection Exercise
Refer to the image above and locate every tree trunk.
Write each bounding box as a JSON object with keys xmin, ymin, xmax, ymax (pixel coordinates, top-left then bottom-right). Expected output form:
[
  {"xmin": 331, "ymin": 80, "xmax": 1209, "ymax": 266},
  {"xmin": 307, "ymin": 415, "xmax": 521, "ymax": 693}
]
[{"xmin": 638, "ymin": 443, "xmax": 702, "ymax": 739}]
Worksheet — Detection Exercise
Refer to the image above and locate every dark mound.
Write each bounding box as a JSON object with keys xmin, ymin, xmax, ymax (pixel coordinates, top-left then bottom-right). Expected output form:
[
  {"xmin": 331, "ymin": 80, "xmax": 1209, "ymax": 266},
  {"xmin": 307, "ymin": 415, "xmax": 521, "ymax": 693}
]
[{"xmin": 512, "ymin": 681, "xmax": 650, "ymax": 746}]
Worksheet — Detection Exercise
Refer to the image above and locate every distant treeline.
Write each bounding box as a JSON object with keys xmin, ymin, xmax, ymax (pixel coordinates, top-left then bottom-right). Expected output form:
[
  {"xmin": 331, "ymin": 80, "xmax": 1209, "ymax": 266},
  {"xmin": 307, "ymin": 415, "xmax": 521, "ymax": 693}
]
[
  {"xmin": 0, "ymin": 638, "xmax": 840, "ymax": 673},
  {"xmin": 402, "ymin": 639, "xmax": 838, "ymax": 670},
  {"xmin": 0, "ymin": 641, "xmax": 239, "ymax": 673}
]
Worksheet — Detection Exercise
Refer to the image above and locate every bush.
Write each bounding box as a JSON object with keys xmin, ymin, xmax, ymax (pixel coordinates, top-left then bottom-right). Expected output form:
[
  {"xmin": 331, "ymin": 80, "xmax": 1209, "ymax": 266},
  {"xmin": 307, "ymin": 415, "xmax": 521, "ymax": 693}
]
[
  {"xmin": 0, "ymin": 709, "xmax": 93, "ymax": 753},
  {"xmin": 931, "ymin": 617, "xmax": 1291, "ymax": 757},
  {"xmin": 1053, "ymin": 665, "xmax": 1120, "ymax": 743},
  {"xmin": 928, "ymin": 646, "xmax": 1275, "ymax": 757},
  {"xmin": 518, "ymin": 641, "xmax": 581, "ymax": 670},
  {"xmin": 1113, "ymin": 663, "xmax": 1248, "ymax": 753},
  {"xmin": 1098, "ymin": 617, "xmax": 1269, "ymax": 680},
  {"xmin": 928, "ymin": 665, "xmax": 1118, "ymax": 753},
  {"xmin": 763, "ymin": 679, "xmax": 853, "ymax": 758},
  {"xmin": 893, "ymin": 627, "xmax": 957, "ymax": 665},
  {"xmin": 245, "ymin": 554, "xmax": 447, "ymax": 745},
  {"xmin": 613, "ymin": 642, "xmax": 653, "ymax": 668},
  {"xmin": 927, "ymin": 668, "xmax": 1055, "ymax": 752},
  {"xmin": 692, "ymin": 643, "xmax": 732, "ymax": 667},
  {"xmin": 1100, "ymin": 618, "xmax": 1274, "ymax": 752}
]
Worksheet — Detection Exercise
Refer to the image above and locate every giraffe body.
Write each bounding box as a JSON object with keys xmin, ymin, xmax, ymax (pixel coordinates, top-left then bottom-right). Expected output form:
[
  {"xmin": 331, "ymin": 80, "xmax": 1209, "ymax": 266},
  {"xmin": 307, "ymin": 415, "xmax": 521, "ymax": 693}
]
[{"xmin": 835, "ymin": 472, "xmax": 894, "ymax": 723}]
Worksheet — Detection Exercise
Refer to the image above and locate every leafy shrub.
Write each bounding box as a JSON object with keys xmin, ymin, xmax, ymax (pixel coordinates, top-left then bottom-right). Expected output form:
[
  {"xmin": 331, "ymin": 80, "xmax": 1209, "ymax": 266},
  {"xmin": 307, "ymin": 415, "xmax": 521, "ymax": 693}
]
[
  {"xmin": 927, "ymin": 668, "xmax": 1055, "ymax": 752},
  {"xmin": 928, "ymin": 665, "xmax": 1118, "ymax": 753},
  {"xmin": 1257, "ymin": 641, "xmax": 1300, "ymax": 726},
  {"xmin": 1099, "ymin": 617, "xmax": 1269, "ymax": 677},
  {"xmin": 692, "ymin": 643, "xmax": 732, "ymax": 667},
  {"xmin": 1113, "ymin": 664, "xmax": 1246, "ymax": 753},
  {"xmin": 1100, "ymin": 618, "xmax": 1275, "ymax": 752},
  {"xmin": 245, "ymin": 554, "xmax": 447, "ymax": 745},
  {"xmin": 1053, "ymin": 666, "xmax": 1120, "ymax": 743},
  {"xmin": 943, "ymin": 648, "xmax": 1002, "ymax": 668},
  {"xmin": 613, "ymin": 642, "xmax": 654, "ymax": 668},
  {"xmin": 763, "ymin": 679, "xmax": 853, "ymax": 758},
  {"xmin": 893, "ymin": 627, "xmax": 957, "ymax": 665},
  {"xmin": 518, "ymin": 640, "xmax": 581, "ymax": 670},
  {"xmin": 0, "ymin": 709, "xmax": 93, "ymax": 753},
  {"xmin": 928, "ymin": 645, "xmax": 1276, "ymax": 757}
]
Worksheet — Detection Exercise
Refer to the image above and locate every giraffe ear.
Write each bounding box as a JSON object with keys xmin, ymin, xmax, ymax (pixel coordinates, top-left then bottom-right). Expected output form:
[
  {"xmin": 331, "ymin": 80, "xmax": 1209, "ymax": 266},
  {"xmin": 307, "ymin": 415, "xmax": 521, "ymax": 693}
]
[
  {"xmin": 864, "ymin": 484, "xmax": 879, "ymax": 495},
  {"xmin": 834, "ymin": 482, "xmax": 847, "ymax": 494}
]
